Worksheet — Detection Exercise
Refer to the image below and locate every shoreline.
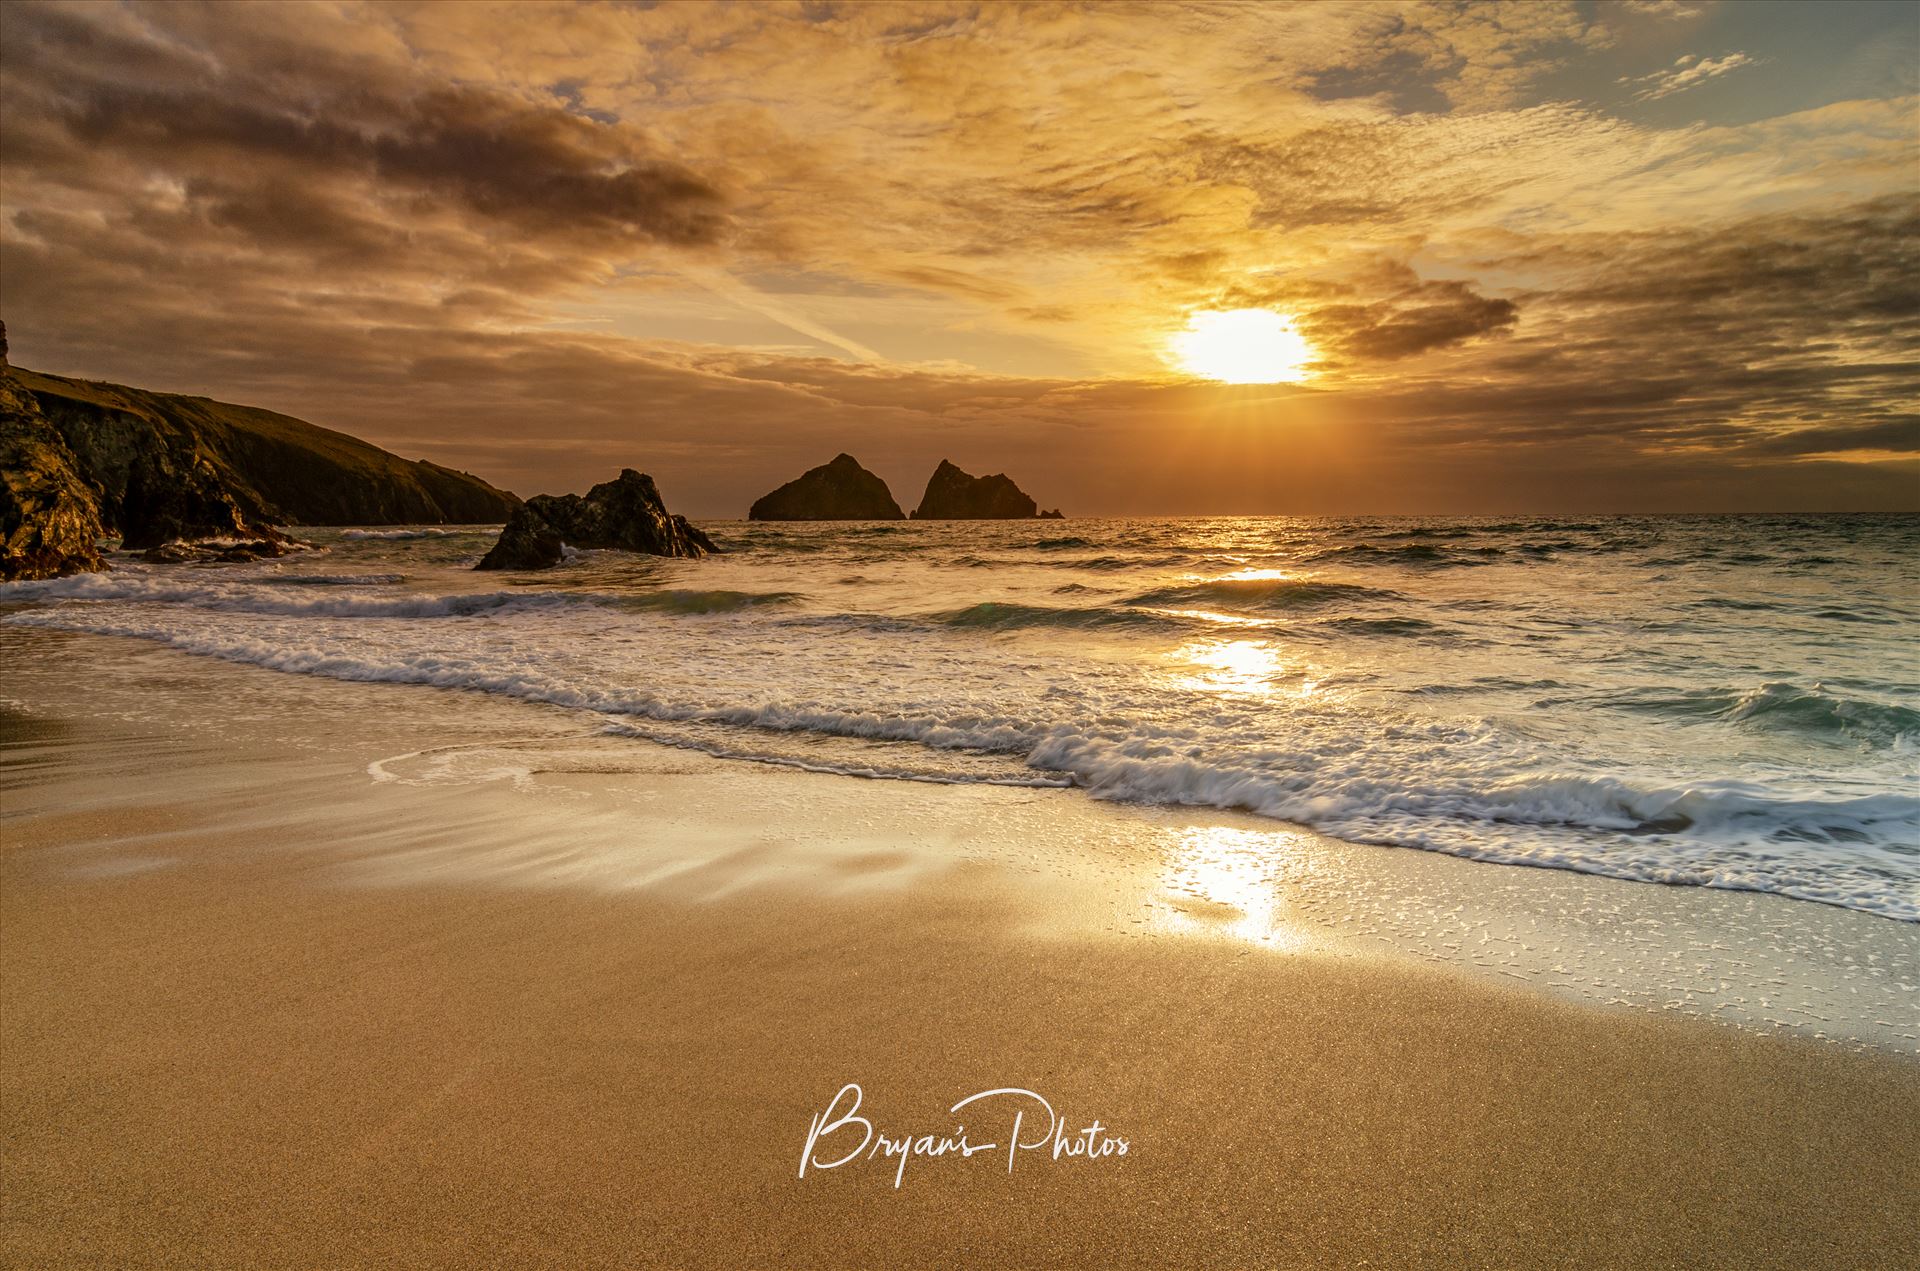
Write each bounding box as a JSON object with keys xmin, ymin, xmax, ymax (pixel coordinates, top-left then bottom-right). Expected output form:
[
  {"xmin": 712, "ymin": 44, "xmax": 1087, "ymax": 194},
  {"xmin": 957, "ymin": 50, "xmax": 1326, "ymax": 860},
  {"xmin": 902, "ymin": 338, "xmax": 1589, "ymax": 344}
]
[
  {"xmin": 3, "ymin": 627, "xmax": 1919, "ymax": 1266},
  {"xmin": 4, "ymin": 623, "xmax": 1914, "ymax": 1053}
]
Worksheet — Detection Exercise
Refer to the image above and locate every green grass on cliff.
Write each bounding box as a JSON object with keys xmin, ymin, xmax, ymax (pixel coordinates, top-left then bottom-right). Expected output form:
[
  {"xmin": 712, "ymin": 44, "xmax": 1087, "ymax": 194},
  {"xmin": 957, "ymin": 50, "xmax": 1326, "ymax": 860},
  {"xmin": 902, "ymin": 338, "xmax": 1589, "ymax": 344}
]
[{"xmin": 12, "ymin": 368, "xmax": 520, "ymax": 526}]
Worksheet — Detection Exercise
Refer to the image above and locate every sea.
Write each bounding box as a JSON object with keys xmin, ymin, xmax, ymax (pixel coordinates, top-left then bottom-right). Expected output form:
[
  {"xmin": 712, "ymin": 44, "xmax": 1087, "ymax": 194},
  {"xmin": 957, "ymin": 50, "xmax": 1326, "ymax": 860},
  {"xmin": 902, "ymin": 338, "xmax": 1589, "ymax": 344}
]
[{"xmin": 5, "ymin": 514, "xmax": 1916, "ymax": 921}]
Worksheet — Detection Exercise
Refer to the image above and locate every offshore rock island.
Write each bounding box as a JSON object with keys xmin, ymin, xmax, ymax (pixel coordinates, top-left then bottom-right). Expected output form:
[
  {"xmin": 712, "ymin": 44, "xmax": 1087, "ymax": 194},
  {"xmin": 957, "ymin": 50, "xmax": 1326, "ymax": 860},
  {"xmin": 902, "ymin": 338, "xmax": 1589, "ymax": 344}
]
[
  {"xmin": 748, "ymin": 453, "xmax": 904, "ymax": 521},
  {"xmin": 476, "ymin": 469, "xmax": 717, "ymax": 570},
  {"xmin": 912, "ymin": 459, "xmax": 1063, "ymax": 520}
]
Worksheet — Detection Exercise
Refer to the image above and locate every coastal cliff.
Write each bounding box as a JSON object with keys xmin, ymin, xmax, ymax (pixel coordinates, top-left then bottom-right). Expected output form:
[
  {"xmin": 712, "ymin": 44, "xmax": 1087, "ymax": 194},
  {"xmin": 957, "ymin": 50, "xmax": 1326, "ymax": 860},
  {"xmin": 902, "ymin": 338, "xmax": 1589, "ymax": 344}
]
[
  {"xmin": 0, "ymin": 322, "xmax": 521, "ymax": 576},
  {"xmin": 1, "ymin": 335, "xmax": 106, "ymax": 580},
  {"xmin": 749, "ymin": 453, "xmax": 904, "ymax": 520},
  {"xmin": 911, "ymin": 459, "xmax": 1062, "ymax": 520},
  {"xmin": 15, "ymin": 367, "xmax": 519, "ymax": 533},
  {"xmin": 477, "ymin": 469, "xmax": 715, "ymax": 570}
]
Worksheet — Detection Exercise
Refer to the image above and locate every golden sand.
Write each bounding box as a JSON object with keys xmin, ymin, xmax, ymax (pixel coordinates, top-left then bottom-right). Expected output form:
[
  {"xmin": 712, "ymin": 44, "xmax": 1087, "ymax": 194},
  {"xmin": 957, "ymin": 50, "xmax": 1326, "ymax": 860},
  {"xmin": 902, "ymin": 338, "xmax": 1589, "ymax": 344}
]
[{"xmin": 2, "ymin": 636, "xmax": 1917, "ymax": 1268}]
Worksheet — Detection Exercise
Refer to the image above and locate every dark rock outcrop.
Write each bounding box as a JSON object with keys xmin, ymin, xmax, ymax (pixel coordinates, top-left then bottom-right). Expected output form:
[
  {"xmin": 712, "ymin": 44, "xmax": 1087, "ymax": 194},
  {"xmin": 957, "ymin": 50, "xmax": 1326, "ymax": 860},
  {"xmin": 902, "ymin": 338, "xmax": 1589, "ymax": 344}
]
[
  {"xmin": 911, "ymin": 459, "xmax": 1059, "ymax": 520},
  {"xmin": 477, "ymin": 469, "xmax": 715, "ymax": 570},
  {"xmin": 140, "ymin": 538, "xmax": 294, "ymax": 565},
  {"xmin": 1, "ymin": 333, "xmax": 107, "ymax": 580},
  {"xmin": 11, "ymin": 365, "xmax": 519, "ymax": 534},
  {"xmin": 748, "ymin": 453, "xmax": 904, "ymax": 521},
  {"xmin": 119, "ymin": 446, "xmax": 285, "ymax": 551}
]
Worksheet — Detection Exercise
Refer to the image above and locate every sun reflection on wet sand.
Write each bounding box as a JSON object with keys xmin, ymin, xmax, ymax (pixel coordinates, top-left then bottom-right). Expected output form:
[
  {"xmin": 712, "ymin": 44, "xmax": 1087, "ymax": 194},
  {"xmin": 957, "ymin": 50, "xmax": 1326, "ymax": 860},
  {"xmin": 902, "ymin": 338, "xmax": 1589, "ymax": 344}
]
[{"xmin": 1155, "ymin": 824, "xmax": 1315, "ymax": 948}]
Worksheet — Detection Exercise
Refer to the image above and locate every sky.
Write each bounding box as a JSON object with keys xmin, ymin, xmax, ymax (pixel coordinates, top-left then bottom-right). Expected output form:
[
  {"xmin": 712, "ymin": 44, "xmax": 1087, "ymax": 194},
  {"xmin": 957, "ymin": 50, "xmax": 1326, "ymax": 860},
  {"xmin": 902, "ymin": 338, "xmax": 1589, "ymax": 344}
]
[{"xmin": 1, "ymin": 0, "xmax": 1916, "ymax": 516}]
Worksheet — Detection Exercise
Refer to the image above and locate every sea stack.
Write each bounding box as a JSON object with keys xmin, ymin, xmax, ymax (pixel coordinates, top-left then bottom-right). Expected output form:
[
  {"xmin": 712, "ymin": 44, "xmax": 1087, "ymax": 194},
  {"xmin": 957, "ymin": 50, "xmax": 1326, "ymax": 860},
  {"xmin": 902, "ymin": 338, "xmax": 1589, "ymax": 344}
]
[
  {"xmin": 477, "ymin": 468, "xmax": 716, "ymax": 570},
  {"xmin": 748, "ymin": 453, "xmax": 904, "ymax": 520},
  {"xmin": 911, "ymin": 459, "xmax": 1061, "ymax": 520}
]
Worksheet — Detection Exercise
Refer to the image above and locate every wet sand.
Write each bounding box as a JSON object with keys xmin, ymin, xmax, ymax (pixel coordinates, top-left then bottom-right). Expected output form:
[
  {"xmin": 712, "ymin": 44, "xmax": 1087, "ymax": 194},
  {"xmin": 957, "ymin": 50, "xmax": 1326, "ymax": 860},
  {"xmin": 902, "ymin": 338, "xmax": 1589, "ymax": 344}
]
[{"xmin": 2, "ymin": 630, "xmax": 1918, "ymax": 1268}]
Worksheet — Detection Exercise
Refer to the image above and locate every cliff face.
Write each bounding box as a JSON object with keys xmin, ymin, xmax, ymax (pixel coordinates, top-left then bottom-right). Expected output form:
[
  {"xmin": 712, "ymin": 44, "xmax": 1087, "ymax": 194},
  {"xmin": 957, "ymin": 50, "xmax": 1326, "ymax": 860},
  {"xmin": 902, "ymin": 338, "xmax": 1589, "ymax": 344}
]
[
  {"xmin": 11, "ymin": 367, "xmax": 520, "ymax": 538},
  {"xmin": 748, "ymin": 453, "xmax": 904, "ymax": 521},
  {"xmin": 477, "ymin": 469, "xmax": 715, "ymax": 570},
  {"xmin": 0, "ymin": 361, "xmax": 107, "ymax": 581},
  {"xmin": 911, "ymin": 459, "xmax": 1059, "ymax": 519}
]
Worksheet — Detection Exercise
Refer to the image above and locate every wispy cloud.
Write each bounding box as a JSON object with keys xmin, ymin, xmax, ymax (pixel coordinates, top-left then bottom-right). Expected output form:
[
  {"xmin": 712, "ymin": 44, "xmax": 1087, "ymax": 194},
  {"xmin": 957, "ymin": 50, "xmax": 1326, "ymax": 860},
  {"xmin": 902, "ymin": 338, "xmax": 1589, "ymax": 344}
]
[
  {"xmin": 1617, "ymin": 1, "xmax": 1709, "ymax": 19},
  {"xmin": 673, "ymin": 265, "xmax": 885, "ymax": 363},
  {"xmin": 1622, "ymin": 51, "xmax": 1757, "ymax": 101}
]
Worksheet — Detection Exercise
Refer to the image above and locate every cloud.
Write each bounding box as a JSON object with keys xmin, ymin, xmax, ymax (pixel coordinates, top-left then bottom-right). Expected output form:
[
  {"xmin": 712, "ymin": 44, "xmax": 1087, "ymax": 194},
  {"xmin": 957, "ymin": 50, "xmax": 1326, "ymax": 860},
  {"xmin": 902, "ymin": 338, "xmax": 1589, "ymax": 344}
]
[
  {"xmin": 1733, "ymin": 418, "xmax": 1920, "ymax": 457},
  {"xmin": 1308, "ymin": 280, "xmax": 1519, "ymax": 362},
  {"xmin": 1617, "ymin": 1, "xmax": 1708, "ymax": 18},
  {"xmin": 1623, "ymin": 51, "xmax": 1757, "ymax": 101},
  {"xmin": 0, "ymin": 0, "xmax": 1913, "ymax": 513},
  {"xmin": 673, "ymin": 265, "xmax": 884, "ymax": 362},
  {"xmin": 1, "ymin": 0, "xmax": 728, "ymax": 296}
]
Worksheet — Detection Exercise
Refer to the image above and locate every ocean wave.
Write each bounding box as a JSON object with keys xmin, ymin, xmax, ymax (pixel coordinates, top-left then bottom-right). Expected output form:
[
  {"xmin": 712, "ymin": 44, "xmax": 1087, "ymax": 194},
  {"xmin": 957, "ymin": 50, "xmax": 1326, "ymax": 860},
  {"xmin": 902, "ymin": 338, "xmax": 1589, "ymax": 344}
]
[
  {"xmin": 1127, "ymin": 577, "xmax": 1400, "ymax": 611},
  {"xmin": 0, "ymin": 570, "xmax": 791, "ymax": 622},
  {"xmin": 596, "ymin": 722, "xmax": 1071, "ymax": 788},
  {"xmin": 338, "ymin": 527, "xmax": 472, "ymax": 541},
  {"xmin": 10, "ymin": 600, "xmax": 1918, "ymax": 919},
  {"xmin": 1026, "ymin": 735, "xmax": 1920, "ymax": 917},
  {"xmin": 10, "ymin": 514, "xmax": 1918, "ymax": 922},
  {"xmin": 1048, "ymin": 554, "xmax": 1190, "ymax": 571},
  {"xmin": 263, "ymin": 573, "xmax": 409, "ymax": 587},
  {"xmin": 1306, "ymin": 543, "xmax": 1491, "ymax": 568},
  {"xmin": 1596, "ymin": 682, "xmax": 1919, "ymax": 749},
  {"xmin": 617, "ymin": 589, "xmax": 801, "ymax": 615},
  {"xmin": 1690, "ymin": 597, "xmax": 1786, "ymax": 612},
  {"xmin": 1315, "ymin": 616, "xmax": 1444, "ymax": 637},
  {"xmin": 928, "ymin": 601, "xmax": 1182, "ymax": 632},
  {"xmin": 1810, "ymin": 608, "xmax": 1895, "ymax": 624},
  {"xmin": 0, "ymin": 572, "xmax": 593, "ymax": 619},
  {"xmin": 1370, "ymin": 527, "xmax": 1478, "ymax": 540}
]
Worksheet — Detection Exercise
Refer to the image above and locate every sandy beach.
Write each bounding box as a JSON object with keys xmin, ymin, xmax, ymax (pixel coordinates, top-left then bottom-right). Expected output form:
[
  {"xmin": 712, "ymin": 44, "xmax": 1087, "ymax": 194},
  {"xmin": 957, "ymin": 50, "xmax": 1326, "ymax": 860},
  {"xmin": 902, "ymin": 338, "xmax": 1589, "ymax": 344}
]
[
  {"xmin": 7, "ymin": 0, "xmax": 1918, "ymax": 1263},
  {"xmin": 2, "ymin": 626, "xmax": 1916, "ymax": 1269}
]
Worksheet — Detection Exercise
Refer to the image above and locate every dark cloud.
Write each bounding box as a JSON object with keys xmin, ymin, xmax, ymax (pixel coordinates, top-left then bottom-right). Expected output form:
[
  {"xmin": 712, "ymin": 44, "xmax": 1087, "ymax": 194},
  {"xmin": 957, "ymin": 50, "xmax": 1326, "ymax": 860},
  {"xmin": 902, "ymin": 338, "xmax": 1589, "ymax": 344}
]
[
  {"xmin": 1219, "ymin": 266, "xmax": 1519, "ymax": 363},
  {"xmin": 1308, "ymin": 279, "xmax": 1519, "ymax": 361},
  {"xmin": 1479, "ymin": 196, "xmax": 1920, "ymax": 444},
  {"xmin": 1, "ymin": 1, "xmax": 727, "ymax": 261},
  {"xmin": 1733, "ymin": 417, "xmax": 1920, "ymax": 457}
]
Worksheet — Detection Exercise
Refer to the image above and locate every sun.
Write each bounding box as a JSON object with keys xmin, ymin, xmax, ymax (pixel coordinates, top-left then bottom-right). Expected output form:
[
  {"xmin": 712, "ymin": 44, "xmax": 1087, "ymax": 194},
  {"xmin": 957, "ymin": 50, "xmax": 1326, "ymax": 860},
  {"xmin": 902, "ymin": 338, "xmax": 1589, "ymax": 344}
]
[{"xmin": 1171, "ymin": 309, "xmax": 1314, "ymax": 384}]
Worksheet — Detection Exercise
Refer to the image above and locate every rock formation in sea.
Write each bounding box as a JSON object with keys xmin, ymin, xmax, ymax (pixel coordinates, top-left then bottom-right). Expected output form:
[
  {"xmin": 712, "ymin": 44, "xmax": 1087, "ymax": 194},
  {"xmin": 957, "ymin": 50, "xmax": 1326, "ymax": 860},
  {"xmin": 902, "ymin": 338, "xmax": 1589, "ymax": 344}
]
[
  {"xmin": 1, "ymin": 329, "xmax": 107, "ymax": 580},
  {"xmin": 910, "ymin": 459, "xmax": 1062, "ymax": 520},
  {"xmin": 0, "ymin": 322, "xmax": 522, "ymax": 571},
  {"xmin": 117, "ymin": 444, "xmax": 287, "ymax": 552},
  {"xmin": 748, "ymin": 453, "xmax": 904, "ymax": 520},
  {"xmin": 476, "ymin": 469, "xmax": 716, "ymax": 570}
]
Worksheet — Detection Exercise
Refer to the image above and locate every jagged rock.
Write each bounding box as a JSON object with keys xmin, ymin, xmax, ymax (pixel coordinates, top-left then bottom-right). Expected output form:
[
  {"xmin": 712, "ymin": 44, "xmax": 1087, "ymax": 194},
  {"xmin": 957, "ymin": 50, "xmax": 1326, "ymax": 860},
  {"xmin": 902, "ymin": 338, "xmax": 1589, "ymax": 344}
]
[
  {"xmin": 1, "ymin": 354, "xmax": 107, "ymax": 581},
  {"xmin": 748, "ymin": 453, "xmax": 904, "ymax": 520},
  {"xmin": 119, "ymin": 445, "xmax": 285, "ymax": 550},
  {"xmin": 474, "ymin": 512, "xmax": 566, "ymax": 571},
  {"xmin": 911, "ymin": 459, "xmax": 1058, "ymax": 520},
  {"xmin": 140, "ymin": 538, "xmax": 296, "ymax": 565},
  {"xmin": 477, "ymin": 469, "xmax": 715, "ymax": 570},
  {"xmin": 1038, "ymin": 508, "xmax": 1065, "ymax": 519}
]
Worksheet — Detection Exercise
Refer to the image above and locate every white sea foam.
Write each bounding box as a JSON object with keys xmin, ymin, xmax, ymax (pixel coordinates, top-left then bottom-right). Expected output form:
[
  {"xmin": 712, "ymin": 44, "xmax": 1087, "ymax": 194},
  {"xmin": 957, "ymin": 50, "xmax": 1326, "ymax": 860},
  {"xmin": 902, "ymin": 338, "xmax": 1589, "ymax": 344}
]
[
  {"xmin": 6, "ymin": 515, "xmax": 1917, "ymax": 920},
  {"xmin": 337, "ymin": 527, "xmax": 470, "ymax": 540}
]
